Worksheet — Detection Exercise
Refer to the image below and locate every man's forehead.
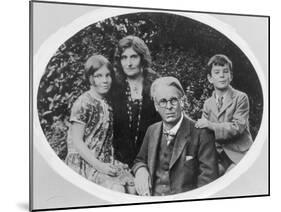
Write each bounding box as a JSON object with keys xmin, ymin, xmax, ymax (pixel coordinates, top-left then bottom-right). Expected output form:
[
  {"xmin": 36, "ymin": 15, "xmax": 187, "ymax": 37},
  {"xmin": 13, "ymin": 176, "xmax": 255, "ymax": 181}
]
[{"xmin": 155, "ymin": 85, "xmax": 181, "ymax": 98}]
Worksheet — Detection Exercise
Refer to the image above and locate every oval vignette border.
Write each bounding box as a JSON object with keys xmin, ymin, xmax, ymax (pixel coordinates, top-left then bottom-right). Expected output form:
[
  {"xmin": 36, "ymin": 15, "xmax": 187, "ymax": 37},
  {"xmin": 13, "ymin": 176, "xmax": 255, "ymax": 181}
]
[{"xmin": 33, "ymin": 7, "xmax": 268, "ymax": 204}]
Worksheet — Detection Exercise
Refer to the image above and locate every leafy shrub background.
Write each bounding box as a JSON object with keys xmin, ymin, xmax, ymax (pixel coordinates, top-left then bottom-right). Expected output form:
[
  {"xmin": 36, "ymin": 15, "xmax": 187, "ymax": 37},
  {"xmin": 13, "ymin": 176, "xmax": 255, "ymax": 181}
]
[{"xmin": 37, "ymin": 13, "xmax": 263, "ymax": 160}]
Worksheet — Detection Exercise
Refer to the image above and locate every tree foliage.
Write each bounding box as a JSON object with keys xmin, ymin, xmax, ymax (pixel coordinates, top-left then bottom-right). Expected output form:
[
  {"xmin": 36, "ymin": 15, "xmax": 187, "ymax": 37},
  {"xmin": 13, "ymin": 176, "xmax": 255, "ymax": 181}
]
[{"xmin": 37, "ymin": 13, "xmax": 263, "ymax": 160}]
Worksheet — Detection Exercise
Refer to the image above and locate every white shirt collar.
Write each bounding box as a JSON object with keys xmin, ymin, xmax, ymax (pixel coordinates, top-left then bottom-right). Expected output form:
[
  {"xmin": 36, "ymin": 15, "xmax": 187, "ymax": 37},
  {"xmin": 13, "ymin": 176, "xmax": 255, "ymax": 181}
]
[
  {"xmin": 214, "ymin": 93, "xmax": 225, "ymax": 102},
  {"xmin": 213, "ymin": 86, "xmax": 233, "ymax": 103}
]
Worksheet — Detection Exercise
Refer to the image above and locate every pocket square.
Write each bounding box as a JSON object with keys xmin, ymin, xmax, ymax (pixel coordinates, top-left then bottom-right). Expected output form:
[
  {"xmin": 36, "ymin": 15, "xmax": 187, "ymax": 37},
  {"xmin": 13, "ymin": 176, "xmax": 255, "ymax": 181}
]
[{"xmin": 185, "ymin": 155, "xmax": 193, "ymax": 161}]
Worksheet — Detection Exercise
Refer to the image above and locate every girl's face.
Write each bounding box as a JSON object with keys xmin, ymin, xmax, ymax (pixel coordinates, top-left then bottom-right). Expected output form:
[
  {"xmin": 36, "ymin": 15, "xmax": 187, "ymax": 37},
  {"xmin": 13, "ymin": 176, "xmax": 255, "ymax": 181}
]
[
  {"xmin": 90, "ymin": 65, "xmax": 112, "ymax": 96},
  {"xmin": 120, "ymin": 47, "xmax": 142, "ymax": 78}
]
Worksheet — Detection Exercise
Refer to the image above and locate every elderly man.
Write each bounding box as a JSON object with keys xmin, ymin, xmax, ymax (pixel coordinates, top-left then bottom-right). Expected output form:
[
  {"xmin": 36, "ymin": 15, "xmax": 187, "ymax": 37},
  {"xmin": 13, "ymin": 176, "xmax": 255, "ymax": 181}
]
[{"xmin": 132, "ymin": 77, "xmax": 219, "ymax": 196}]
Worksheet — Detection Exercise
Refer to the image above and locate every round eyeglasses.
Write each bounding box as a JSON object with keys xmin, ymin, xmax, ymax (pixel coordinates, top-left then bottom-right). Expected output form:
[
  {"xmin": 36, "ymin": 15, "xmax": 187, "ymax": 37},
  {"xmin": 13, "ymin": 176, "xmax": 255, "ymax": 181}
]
[{"xmin": 157, "ymin": 97, "xmax": 180, "ymax": 108}]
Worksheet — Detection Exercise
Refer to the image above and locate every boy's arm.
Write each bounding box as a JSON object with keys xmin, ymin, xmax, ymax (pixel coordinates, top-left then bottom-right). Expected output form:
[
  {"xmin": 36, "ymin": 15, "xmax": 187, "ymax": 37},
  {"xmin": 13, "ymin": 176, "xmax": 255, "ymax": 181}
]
[
  {"xmin": 201, "ymin": 101, "xmax": 209, "ymax": 119},
  {"xmin": 195, "ymin": 101, "xmax": 209, "ymax": 128},
  {"xmin": 208, "ymin": 93, "xmax": 250, "ymax": 140}
]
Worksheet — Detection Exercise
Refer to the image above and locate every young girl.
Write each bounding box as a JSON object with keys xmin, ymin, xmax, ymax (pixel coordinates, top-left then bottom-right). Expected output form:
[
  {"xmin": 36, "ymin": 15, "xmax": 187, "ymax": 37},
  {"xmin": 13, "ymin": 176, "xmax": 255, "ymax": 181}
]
[{"xmin": 65, "ymin": 55, "xmax": 134, "ymax": 193}]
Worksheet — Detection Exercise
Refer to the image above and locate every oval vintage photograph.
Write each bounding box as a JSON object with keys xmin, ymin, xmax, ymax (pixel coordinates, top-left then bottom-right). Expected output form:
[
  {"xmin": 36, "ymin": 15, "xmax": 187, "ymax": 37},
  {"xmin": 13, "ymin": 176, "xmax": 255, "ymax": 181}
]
[{"xmin": 33, "ymin": 5, "xmax": 267, "ymax": 206}]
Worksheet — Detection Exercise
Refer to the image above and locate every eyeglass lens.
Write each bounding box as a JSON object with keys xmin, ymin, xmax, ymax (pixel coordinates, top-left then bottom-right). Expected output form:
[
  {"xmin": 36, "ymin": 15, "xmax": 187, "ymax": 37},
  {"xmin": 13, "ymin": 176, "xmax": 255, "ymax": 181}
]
[{"xmin": 159, "ymin": 97, "xmax": 179, "ymax": 107}]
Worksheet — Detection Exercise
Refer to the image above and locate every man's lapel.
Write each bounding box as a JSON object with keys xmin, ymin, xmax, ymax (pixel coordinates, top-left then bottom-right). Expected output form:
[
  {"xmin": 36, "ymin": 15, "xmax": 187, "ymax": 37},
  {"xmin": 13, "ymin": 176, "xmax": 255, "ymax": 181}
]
[
  {"xmin": 217, "ymin": 86, "xmax": 235, "ymax": 117},
  {"xmin": 169, "ymin": 117, "xmax": 191, "ymax": 169},
  {"xmin": 148, "ymin": 122, "xmax": 162, "ymax": 180}
]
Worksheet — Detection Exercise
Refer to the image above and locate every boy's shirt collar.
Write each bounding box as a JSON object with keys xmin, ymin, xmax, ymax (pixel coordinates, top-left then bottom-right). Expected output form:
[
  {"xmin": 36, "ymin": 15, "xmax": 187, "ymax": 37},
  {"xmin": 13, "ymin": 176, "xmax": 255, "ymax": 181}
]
[
  {"xmin": 212, "ymin": 86, "xmax": 235, "ymax": 113},
  {"xmin": 212, "ymin": 85, "xmax": 233, "ymax": 101},
  {"xmin": 214, "ymin": 93, "xmax": 226, "ymax": 104}
]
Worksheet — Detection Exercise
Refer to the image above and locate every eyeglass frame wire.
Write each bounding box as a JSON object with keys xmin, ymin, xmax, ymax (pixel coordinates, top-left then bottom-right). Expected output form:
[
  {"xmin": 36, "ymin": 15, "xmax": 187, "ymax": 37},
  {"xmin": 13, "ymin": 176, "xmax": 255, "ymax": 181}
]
[{"xmin": 156, "ymin": 97, "xmax": 182, "ymax": 108}]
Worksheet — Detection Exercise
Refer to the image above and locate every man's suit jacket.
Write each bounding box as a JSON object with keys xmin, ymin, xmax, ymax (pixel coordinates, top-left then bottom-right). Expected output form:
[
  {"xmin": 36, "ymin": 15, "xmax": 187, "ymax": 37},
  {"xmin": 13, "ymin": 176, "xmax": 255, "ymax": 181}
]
[
  {"xmin": 202, "ymin": 86, "xmax": 253, "ymax": 164},
  {"xmin": 132, "ymin": 116, "xmax": 219, "ymax": 194}
]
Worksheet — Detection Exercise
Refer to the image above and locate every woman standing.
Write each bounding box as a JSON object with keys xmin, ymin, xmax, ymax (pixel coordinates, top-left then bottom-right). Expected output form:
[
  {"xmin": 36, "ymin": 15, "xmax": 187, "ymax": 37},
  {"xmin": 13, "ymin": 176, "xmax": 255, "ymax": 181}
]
[
  {"xmin": 65, "ymin": 55, "xmax": 133, "ymax": 193},
  {"xmin": 112, "ymin": 36, "xmax": 161, "ymax": 167}
]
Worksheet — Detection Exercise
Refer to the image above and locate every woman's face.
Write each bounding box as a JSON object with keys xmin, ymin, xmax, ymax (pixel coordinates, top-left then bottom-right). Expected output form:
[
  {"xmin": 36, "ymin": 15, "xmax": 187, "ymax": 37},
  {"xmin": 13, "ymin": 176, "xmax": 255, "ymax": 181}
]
[
  {"xmin": 120, "ymin": 47, "xmax": 142, "ymax": 78},
  {"xmin": 91, "ymin": 65, "xmax": 112, "ymax": 95}
]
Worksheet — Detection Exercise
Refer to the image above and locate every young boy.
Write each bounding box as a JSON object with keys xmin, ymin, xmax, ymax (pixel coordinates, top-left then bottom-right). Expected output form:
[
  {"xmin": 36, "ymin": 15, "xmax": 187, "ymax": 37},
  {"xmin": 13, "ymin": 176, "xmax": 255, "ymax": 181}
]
[{"xmin": 195, "ymin": 54, "xmax": 253, "ymax": 176}]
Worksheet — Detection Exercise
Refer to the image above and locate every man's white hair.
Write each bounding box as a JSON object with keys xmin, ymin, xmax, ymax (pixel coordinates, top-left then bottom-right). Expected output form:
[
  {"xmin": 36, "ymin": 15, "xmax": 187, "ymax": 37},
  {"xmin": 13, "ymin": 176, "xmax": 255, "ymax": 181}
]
[{"xmin": 150, "ymin": 76, "xmax": 185, "ymax": 99}]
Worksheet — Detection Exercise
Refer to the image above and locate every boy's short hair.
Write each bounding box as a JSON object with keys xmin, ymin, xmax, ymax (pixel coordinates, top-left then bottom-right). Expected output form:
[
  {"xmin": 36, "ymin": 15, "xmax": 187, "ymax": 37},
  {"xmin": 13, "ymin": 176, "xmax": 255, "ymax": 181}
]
[
  {"xmin": 150, "ymin": 76, "xmax": 185, "ymax": 100},
  {"xmin": 207, "ymin": 54, "xmax": 233, "ymax": 75}
]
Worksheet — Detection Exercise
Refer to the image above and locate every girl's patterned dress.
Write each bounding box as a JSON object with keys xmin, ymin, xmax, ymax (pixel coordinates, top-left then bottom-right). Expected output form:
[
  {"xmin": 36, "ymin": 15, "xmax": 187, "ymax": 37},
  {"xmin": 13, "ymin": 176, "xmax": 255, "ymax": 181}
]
[{"xmin": 65, "ymin": 87, "xmax": 126, "ymax": 189}]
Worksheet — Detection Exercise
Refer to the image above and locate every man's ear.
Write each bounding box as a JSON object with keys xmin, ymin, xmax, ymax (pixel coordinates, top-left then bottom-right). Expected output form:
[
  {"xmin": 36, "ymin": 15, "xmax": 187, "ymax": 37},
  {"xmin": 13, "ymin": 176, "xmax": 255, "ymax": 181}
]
[
  {"xmin": 179, "ymin": 96, "xmax": 185, "ymax": 108},
  {"xmin": 153, "ymin": 99, "xmax": 159, "ymax": 112},
  {"xmin": 180, "ymin": 100, "xmax": 184, "ymax": 108},
  {"xmin": 155, "ymin": 104, "xmax": 159, "ymax": 112}
]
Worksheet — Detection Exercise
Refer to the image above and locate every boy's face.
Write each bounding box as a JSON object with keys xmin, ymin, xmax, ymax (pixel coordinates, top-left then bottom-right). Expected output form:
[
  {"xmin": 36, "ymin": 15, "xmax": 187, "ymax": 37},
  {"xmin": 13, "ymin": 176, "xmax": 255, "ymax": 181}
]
[{"xmin": 208, "ymin": 64, "xmax": 232, "ymax": 90}]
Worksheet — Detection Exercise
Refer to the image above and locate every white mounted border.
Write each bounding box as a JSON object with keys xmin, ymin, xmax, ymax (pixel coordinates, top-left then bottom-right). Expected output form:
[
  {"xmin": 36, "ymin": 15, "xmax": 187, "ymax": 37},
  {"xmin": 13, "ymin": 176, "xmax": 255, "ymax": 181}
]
[{"xmin": 33, "ymin": 7, "xmax": 268, "ymax": 204}]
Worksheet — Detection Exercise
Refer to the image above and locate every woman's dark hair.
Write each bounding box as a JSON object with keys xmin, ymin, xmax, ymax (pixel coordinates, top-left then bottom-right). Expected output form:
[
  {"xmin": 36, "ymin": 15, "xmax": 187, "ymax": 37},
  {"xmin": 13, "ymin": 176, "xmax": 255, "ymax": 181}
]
[
  {"xmin": 207, "ymin": 54, "xmax": 233, "ymax": 76},
  {"xmin": 114, "ymin": 35, "xmax": 152, "ymax": 80},
  {"xmin": 84, "ymin": 54, "xmax": 116, "ymax": 95}
]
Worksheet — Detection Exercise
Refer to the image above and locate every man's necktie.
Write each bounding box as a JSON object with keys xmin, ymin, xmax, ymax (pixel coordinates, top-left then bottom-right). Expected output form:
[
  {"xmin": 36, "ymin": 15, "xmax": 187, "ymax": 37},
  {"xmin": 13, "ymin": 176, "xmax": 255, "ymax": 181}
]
[{"xmin": 163, "ymin": 130, "xmax": 176, "ymax": 146}]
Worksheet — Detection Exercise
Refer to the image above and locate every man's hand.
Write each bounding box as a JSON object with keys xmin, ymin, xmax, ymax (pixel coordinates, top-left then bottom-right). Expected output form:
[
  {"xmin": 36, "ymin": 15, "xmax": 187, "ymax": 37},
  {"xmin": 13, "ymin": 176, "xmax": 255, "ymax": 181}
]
[
  {"xmin": 195, "ymin": 118, "xmax": 212, "ymax": 130},
  {"xmin": 134, "ymin": 167, "xmax": 151, "ymax": 196}
]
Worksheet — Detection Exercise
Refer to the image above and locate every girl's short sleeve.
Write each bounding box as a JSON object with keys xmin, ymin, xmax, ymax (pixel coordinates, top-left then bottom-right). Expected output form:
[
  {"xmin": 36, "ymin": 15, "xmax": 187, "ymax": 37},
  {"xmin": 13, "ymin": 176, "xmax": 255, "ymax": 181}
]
[{"xmin": 69, "ymin": 95, "xmax": 91, "ymax": 125}]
